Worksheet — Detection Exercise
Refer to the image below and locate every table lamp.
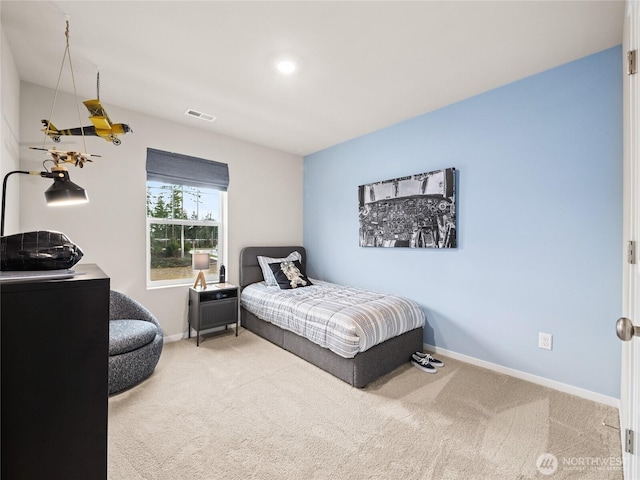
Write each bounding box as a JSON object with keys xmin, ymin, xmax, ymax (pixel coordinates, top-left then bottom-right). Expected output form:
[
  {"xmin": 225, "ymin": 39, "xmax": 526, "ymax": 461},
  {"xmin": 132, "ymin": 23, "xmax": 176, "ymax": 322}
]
[{"xmin": 192, "ymin": 253, "xmax": 210, "ymax": 289}]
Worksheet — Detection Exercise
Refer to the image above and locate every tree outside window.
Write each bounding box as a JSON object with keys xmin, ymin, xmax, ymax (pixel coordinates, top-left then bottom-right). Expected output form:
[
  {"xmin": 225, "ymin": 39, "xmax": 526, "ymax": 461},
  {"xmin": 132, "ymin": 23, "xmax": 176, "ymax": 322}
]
[{"xmin": 146, "ymin": 182, "xmax": 221, "ymax": 285}]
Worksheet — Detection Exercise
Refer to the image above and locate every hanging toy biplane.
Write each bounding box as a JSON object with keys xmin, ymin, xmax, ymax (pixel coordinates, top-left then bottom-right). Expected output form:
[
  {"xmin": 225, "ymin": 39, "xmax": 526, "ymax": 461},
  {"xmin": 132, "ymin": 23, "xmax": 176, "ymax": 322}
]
[
  {"xmin": 41, "ymin": 98, "xmax": 132, "ymax": 146},
  {"xmin": 29, "ymin": 146, "xmax": 101, "ymax": 168}
]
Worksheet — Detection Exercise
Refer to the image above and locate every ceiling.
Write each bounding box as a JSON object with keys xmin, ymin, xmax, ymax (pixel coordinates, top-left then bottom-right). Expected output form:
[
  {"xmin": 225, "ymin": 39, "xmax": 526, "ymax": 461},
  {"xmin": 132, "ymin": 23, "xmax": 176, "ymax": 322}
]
[{"xmin": 1, "ymin": 1, "xmax": 625, "ymax": 156}]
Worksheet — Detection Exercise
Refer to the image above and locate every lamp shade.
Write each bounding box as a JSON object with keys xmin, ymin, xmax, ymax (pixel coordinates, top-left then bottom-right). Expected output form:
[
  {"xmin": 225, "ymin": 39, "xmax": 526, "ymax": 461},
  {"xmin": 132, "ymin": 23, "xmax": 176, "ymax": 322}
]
[
  {"xmin": 44, "ymin": 170, "xmax": 88, "ymax": 206},
  {"xmin": 192, "ymin": 253, "xmax": 210, "ymax": 271}
]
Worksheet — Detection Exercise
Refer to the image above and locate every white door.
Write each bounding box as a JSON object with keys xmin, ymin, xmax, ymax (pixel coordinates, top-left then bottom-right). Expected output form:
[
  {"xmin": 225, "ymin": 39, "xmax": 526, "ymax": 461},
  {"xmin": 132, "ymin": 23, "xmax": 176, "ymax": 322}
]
[{"xmin": 620, "ymin": 2, "xmax": 640, "ymax": 479}]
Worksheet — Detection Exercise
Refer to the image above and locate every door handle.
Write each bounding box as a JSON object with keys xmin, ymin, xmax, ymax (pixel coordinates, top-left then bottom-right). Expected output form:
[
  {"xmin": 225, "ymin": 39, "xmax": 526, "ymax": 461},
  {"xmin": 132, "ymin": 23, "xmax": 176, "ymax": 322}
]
[{"xmin": 617, "ymin": 317, "xmax": 639, "ymax": 341}]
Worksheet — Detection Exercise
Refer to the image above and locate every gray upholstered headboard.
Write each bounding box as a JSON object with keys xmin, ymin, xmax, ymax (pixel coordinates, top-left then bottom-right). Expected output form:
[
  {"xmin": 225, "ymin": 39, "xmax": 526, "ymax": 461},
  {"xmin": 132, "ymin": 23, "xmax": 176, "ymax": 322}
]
[{"xmin": 239, "ymin": 246, "xmax": 307, "ymax": 290}]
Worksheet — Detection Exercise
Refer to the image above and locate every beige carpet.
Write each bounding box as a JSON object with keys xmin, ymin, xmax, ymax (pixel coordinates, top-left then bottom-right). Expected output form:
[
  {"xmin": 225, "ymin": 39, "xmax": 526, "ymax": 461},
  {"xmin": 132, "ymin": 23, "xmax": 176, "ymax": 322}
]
[{"xmin": 108, "ymin": 330, "xmax": 622, "ymax": 480}]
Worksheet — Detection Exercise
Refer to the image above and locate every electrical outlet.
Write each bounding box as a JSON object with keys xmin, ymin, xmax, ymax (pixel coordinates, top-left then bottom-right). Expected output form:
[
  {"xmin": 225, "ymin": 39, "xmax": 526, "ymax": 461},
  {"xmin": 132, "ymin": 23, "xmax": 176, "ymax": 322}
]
[{"xmin": 539, "ymin": 332, "xmax": 553, "ymax": 350}]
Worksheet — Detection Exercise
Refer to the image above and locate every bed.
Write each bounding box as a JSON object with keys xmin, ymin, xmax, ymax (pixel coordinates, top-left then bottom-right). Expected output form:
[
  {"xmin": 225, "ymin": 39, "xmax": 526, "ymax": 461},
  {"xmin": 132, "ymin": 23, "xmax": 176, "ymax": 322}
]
[{"xmin": 239, "ymin": 246, "xmax": 425, "ymax": 388}]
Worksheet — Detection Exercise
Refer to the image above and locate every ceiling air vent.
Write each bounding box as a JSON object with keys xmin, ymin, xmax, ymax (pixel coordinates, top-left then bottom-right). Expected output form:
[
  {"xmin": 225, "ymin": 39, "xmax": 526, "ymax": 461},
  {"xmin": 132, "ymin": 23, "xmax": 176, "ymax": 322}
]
[{"xmin": 185, "ymin": 109, "xmax": 217, "ymax": 122}]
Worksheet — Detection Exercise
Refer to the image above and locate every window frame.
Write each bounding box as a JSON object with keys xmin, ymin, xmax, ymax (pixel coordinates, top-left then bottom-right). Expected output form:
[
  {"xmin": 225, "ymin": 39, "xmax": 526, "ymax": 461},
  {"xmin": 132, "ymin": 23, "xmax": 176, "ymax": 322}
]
[{"xmin": 145, "ymin": 185, "xmax": 227, "ymax": 289}]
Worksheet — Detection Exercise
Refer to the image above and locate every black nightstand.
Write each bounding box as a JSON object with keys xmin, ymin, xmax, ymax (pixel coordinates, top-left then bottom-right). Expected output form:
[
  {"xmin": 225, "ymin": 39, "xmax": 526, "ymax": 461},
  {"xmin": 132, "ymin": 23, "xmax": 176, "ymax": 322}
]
[{"xmin": 188, "ymin": 284, "xmax": 239, "ymax": 346}]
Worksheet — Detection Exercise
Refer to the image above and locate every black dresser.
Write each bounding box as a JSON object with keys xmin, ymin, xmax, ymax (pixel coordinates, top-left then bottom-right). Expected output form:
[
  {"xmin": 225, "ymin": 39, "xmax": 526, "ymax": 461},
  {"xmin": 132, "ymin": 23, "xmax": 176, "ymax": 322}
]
[{"xmin": 1, "ymin": 264, "xmax": 110, "ymax": 479}]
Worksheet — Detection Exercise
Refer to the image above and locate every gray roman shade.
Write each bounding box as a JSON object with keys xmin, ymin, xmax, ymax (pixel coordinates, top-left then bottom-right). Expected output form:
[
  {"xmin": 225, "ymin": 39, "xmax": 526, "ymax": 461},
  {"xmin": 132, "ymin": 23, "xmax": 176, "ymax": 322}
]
[{"xmin": 146, "ymin": 148, "xmax": 229, "ymax": 191}]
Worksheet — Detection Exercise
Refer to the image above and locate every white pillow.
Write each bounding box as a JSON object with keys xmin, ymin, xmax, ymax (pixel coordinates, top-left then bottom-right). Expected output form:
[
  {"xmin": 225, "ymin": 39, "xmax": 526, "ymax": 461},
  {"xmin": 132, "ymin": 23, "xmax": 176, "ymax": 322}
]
[{"xmin": 257, "ymin": 251, "xmax": 302, "ymax": 287}]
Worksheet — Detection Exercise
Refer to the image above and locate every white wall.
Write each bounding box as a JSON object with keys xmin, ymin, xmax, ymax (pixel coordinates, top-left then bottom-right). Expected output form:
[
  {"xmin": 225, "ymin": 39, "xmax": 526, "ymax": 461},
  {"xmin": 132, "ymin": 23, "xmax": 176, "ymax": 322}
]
[
  {"xmin": 18, "ymin": 82, "xmax": 303, "ymax": 338},
  {"xmin": 1, "ymin": 25, "xmax": 21, "ymax": 234}
]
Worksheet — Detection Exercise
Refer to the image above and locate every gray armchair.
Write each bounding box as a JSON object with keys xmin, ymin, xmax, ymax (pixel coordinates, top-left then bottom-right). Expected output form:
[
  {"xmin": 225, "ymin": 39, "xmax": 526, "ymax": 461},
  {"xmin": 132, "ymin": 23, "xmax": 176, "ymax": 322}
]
[{"xmin": 109, "ymin": 290, "xmax": 163, "ymax": 395}]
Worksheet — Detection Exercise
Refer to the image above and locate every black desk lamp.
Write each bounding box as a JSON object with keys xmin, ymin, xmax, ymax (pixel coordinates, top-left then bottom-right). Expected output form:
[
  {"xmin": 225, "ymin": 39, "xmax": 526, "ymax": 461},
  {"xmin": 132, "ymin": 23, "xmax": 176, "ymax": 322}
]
[{"xmin": 1, "ymin": 166, "xmax": 88, "ymax": 236}]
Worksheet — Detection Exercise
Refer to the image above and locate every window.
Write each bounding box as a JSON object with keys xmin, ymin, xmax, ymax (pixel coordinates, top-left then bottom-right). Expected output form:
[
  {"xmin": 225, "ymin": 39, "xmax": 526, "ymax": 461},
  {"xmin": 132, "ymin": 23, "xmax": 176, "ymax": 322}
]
[{"xmin": 146, "ymin": 148, "xmax": 229, "ymax": 287}]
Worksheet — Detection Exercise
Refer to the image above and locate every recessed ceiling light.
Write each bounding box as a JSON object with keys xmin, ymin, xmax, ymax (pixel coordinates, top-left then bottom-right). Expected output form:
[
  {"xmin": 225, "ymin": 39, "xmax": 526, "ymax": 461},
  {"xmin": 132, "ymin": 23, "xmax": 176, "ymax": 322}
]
[{"xmin": 276, "ymin": 60, "xmax": 297, "ymax": 75}]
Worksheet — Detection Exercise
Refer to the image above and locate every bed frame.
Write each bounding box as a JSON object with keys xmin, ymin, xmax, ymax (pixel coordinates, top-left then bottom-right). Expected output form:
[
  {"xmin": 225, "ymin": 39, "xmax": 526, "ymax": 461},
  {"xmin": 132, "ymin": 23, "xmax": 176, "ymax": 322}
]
[{"xmin": 239, "ymin": 246, "xmax": 424, "ymax": 388}]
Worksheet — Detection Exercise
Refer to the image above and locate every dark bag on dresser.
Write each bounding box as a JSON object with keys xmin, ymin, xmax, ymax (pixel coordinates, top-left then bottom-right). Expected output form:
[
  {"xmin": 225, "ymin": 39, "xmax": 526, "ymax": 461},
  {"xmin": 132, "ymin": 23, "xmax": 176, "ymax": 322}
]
[{"xmin": 0, "ymin": 230, "xmax": 83, "ymax": 271}]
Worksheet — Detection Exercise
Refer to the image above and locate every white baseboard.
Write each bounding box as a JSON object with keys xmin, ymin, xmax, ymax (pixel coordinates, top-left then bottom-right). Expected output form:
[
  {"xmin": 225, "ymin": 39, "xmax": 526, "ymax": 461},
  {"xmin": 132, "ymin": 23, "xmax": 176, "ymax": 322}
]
[
  {"xmin": 164, "ymin": 332, "xmax": 187, "ymax": 343},
  {"xmin": 163, "ymin": 326, "xmax": 235, "ymax": 344},
  {"xmin": 425, "ymin": 343, "xmax": 620, "ymax": 409}
]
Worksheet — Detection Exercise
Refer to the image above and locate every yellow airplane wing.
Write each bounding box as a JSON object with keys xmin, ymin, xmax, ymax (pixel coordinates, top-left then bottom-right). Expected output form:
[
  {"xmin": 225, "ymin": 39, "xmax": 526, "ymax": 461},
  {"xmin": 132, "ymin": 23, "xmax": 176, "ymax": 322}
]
[{"xmin": 83, "ymin": 99, "xmax": 112, "ymax": 130}]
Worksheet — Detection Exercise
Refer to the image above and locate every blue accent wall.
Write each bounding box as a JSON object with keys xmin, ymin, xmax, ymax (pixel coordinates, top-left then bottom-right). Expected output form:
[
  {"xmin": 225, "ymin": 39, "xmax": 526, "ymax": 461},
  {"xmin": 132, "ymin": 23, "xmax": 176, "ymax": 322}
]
[{"xmin": 303, "ymin": 46, "xmax": 623, "ymax": 398}]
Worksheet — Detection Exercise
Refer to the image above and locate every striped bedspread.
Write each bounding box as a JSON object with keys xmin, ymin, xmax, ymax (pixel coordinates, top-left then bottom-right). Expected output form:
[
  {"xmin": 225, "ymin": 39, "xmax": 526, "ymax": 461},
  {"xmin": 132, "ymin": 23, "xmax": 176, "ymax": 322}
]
[{"xmin": 241, "ymin": 280, "xmax": 425, "ymax": 359}]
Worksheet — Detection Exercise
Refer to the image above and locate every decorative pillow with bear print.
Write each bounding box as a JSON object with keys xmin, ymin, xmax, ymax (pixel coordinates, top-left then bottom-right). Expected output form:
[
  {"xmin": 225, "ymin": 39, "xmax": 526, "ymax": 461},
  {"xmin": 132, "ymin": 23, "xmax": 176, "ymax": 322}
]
[
  {"xmin": 257, "ymin": 251, "xmax": 302, "ymax": 286},
  {"xmin": 269, "ymin": 260, "xmax": 313, "ymax": 290}
]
